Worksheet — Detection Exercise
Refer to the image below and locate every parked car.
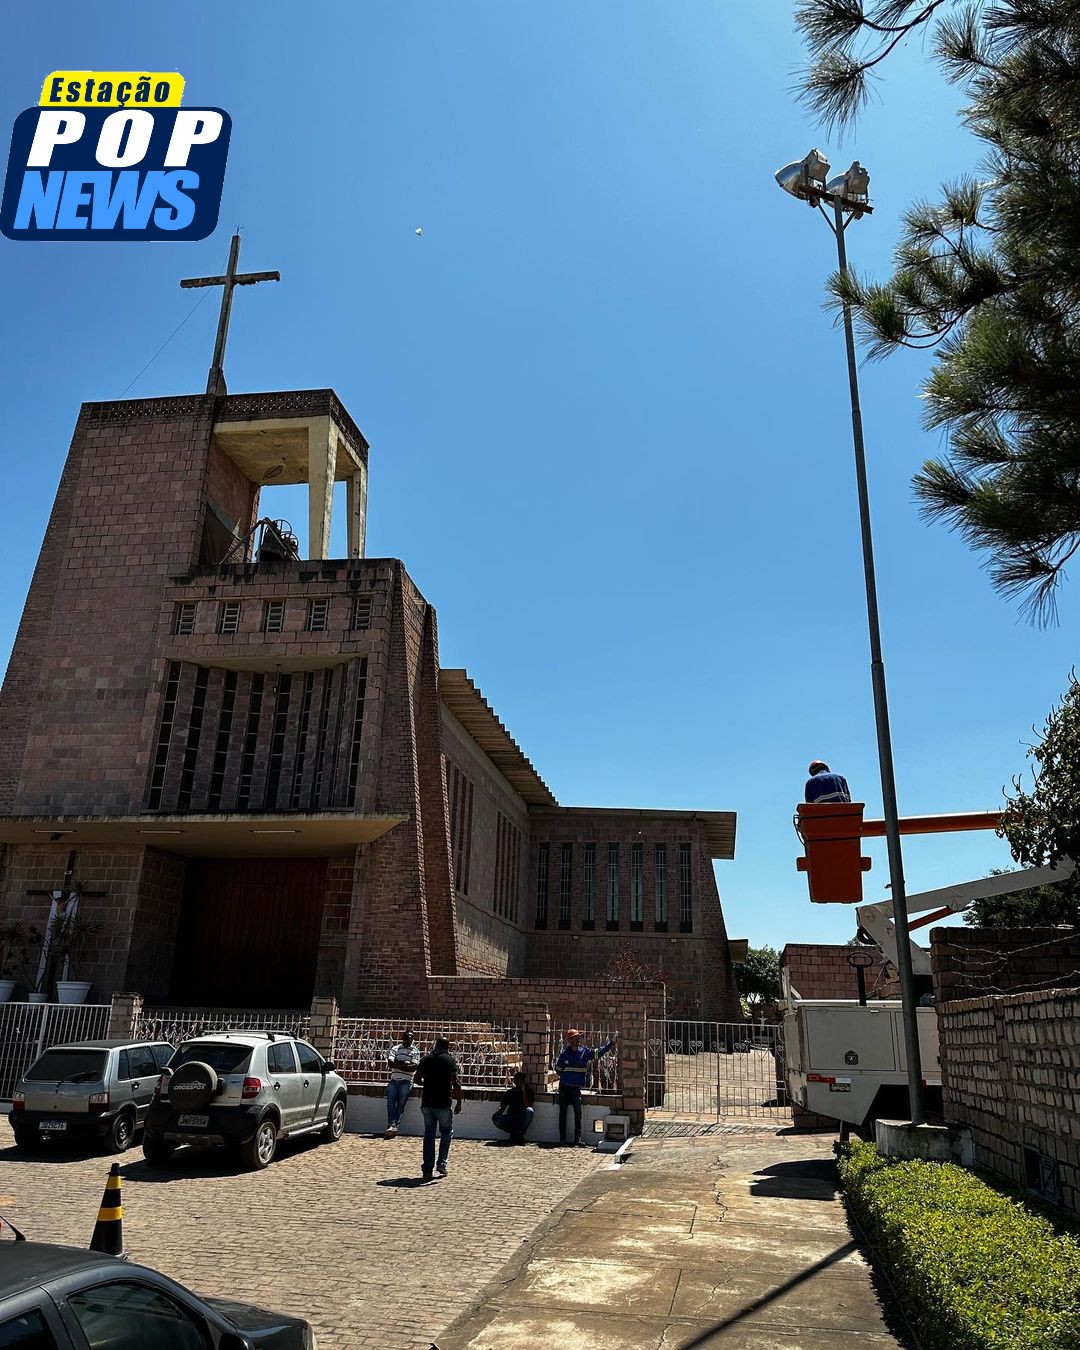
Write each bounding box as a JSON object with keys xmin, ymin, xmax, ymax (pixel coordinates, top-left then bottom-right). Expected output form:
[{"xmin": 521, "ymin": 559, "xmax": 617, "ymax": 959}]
[
  {"xmin": 9, "ymin": 1039, "xmax": 174, "ymax": 1155},
  {"xmin": 143, "ymin": 1031, "xmax": 348, "ymax": 1171},
  {"xmin": 0, "ymin": 1240, "xmax": 315, "ymax": 1348}
]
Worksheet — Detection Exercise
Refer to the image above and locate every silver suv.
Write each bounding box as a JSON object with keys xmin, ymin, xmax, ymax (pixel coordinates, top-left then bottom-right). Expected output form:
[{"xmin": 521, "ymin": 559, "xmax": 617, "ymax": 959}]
[
  {"xmin": 143, "ymin": 1031, "xmax": 348, "ymax": 1170},
  {"xmin": 9, "ymin": 1039, "xmax": 174, "ymax": 1154}
]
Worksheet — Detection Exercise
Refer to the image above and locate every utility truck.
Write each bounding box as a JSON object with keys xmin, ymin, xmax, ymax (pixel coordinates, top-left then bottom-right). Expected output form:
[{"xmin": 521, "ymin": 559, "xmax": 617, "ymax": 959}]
[{"xmin": 782, "ymin": 861, "xmax": 1072, "ymax": 1134}]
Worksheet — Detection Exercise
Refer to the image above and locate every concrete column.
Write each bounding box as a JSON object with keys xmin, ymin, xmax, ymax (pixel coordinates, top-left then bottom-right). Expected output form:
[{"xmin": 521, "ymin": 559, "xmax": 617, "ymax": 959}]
[
  {"xmin": 108, "ymin": 992, "xmax": 143, "ymax": 1039},
  {"xmin": 346, "ymin": 463, "xmax": 367, "ymax": 559},
  {"xmin": 308, "ymin": 994, "xmax": 339, "ymax": 1058},
  {"xmin": 307, "ymin": 417, "xmax": 335, "ymax": 560}
]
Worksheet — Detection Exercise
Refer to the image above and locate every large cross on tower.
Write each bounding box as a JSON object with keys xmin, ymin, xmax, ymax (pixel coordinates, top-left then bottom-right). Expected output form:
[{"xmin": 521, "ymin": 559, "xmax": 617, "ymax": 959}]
[{"xmin": 180, "ymin": 233, "xmax": 280, "ymax": 397}]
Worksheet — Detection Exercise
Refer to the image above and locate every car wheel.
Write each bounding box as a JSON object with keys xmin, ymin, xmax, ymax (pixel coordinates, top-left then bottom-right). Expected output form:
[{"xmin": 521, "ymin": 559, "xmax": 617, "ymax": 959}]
[
  {"xmin": 142, "ymin": 1134, "xmax": 177, "ymax": 1167},
  {"xmin": 240, "ymin": 1118, "xmax": 278, "ymax": 1170},
  {"xmin": 106, "ymin": 1111, "xmax": 136, "ymax": 1155},
  {"xmin": 322, "ymin": 1096, "xmax": 346, "ymax": 1142}
]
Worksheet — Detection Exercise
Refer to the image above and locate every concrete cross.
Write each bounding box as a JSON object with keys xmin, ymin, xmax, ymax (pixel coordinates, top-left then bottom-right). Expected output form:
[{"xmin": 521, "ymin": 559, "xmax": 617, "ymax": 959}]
[{"xmin": 180, "ymin": 232, "xmax": 280, "ymax": 397}]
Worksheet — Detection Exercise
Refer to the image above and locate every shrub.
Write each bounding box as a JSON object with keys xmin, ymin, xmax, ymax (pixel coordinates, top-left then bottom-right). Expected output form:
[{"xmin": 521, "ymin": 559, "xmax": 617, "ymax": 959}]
[{"xmin": 837, "ymin": 1141, "xmax": 1080, "ymax": 1350}]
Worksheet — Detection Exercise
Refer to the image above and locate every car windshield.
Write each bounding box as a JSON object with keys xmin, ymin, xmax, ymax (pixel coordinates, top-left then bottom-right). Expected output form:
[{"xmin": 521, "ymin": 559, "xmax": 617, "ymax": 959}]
[
  {"xmin": 24, "ymin": 1048, "xmax": 108, "ymax": 1082},
  {"xmin": 169, "ymin": 1042, "xmax": 252, "ymax": 1074}
]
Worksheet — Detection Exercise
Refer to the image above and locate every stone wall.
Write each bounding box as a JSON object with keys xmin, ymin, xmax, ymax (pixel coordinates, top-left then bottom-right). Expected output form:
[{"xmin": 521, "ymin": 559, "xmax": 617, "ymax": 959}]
[
  {"xmin": 931, "ymin": 925, "xmax": 1080, "ymax": 1004},
  {"xmin": 939, "ymin": 989, "xmax": 1080, "ymax": 1218}
]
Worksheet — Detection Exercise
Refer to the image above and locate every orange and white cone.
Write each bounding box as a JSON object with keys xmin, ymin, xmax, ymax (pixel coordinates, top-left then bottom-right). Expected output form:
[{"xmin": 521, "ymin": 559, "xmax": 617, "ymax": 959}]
[{"xmin": 89, "ymin": 1163, "xmax": 126, "ymax": 1258}]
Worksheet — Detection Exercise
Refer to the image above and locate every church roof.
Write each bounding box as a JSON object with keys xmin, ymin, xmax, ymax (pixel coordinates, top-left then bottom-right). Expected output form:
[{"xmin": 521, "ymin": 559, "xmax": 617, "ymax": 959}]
[{"xmin": 439, "ymin": 669, "xmax": 558, "ymax": 807}]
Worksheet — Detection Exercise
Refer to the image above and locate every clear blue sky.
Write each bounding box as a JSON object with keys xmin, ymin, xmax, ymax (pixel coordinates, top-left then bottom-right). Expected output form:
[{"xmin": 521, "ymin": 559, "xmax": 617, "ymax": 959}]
[{"xmin": 1, "ymin": 5, "xmax": 1074, "ymax": 949}]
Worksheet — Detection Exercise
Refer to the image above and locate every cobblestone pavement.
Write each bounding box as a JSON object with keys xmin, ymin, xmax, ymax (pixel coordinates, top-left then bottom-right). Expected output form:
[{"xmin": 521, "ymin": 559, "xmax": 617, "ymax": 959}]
[{"xmin": 0, "ymin": 1121, "xmax": 604, "ymax": 1349}]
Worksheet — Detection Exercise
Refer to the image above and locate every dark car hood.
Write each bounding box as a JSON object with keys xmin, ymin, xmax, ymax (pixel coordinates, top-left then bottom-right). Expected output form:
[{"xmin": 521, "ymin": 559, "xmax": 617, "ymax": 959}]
[{"xmin": 203, "ymin": 1295, "xmax": 310, "ymax": 1346}]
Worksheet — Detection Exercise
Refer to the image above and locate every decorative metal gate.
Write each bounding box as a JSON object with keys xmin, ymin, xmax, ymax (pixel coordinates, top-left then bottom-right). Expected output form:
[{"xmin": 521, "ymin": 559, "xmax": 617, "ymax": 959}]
[{"xmin": 646, "ymin": 1020, "xmax": 788, "ymax": 1120}]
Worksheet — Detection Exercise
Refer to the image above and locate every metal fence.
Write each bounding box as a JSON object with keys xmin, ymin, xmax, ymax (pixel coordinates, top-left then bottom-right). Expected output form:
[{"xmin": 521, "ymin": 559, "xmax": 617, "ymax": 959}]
[
  {"xmin": 550, "ymin": 1023, "xmax": 621, "ymax": 1092},
  {"xmin": 133, "ymin": 1006, "xmax": 312, "ymax": 1046},
  {"xmin": 0, "ymin": 1001, "xmax": 111, "ymax": 1100},
  {"xmin": 331, "ymin": 1018, "xmax": 523, "ymax": 1089},
  {"xmin": 646, "ymin": 1019, "xmax": 788, "ymax": 1119}
]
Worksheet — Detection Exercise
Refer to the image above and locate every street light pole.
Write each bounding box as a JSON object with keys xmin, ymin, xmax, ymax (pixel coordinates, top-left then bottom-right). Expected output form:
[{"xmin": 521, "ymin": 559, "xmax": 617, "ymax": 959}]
[{"xmin": 777, "ymin": 152, "xmax": 925, "ymax": 1125}]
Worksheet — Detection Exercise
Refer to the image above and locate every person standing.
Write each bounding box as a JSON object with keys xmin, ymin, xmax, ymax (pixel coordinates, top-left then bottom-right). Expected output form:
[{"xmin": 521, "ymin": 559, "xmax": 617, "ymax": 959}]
[
  {"xmin": 384, "ymin": 1029, "xmax": 420, "ymax": 1138},
  {"xmin": 491, "ymin": 1072, "xmax": 535, "ymax": 1144},
  {"xmin": 556, "ymin": 1028, "xmax": 617, "ymax": 1147},
  {"xmin": 804, "ymin": 760, "xmax": 852, "ymax": 805},
  {"xmin": 413, "ymin": 1036, "xmax": 462, "ymax": 1179}
]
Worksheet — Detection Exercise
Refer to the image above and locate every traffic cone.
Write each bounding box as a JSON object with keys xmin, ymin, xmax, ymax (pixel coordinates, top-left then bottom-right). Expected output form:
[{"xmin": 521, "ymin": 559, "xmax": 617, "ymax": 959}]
[{"xmin": 89, "ymin": 1164, "xmax": 126, "ymax": 1258}]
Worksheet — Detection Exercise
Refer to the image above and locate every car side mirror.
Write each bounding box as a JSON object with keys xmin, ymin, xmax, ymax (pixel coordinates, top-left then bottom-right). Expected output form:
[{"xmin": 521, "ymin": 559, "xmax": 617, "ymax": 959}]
[
  {"xmin": 218, "ymin": 1331, "xmax": 253, "ymax": 1350},
  {"xmin": 321, "ymin": 1062, "xmax": 335, "ymax": 1073}
]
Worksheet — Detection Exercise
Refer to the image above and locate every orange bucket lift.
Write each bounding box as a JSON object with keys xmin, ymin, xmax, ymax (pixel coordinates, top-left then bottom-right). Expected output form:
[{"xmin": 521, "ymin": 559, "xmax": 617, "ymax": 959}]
[{"xmin": 795, "ymin": 803, "xmax": 1006, "ymax": 904}]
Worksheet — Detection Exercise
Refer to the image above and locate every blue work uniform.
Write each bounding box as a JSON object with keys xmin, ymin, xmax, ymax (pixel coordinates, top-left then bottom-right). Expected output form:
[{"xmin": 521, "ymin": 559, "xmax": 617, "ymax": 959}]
[
  {"xmin": 805, "ymin": 770, "xmax": 851, "ymax": 805},
  {"xmin": 556, "ymin": 1040, "xmax": 616, "ymax": 1144}
]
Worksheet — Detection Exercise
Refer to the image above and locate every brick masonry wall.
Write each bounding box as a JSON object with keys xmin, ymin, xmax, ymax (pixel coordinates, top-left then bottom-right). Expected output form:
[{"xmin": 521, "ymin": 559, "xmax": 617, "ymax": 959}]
[
  {"xmin": 426, "ymin": 974, "xmax": 666, "ymax": 1029},
  {"xmin": 940, "ymin": 990, "xmax": 1080, "ymax": 1218},
  {"xmin": 931, "ymin": 925, "xmax": 1080, "ymax": 1004},
  {"xmin": 442, "ymin": 707, "xmax": 530, "ymax": 977},
  {"xmin": 123, "ymin": 848, "xmax": 186, "ymax": 999},
  {"xmin": 781, "ymin": 943, "xmax": 891, "ymax": 1001},
  {"xmin": 524, "ymin": 811, "xmax": 740, "ymax": 1023}
]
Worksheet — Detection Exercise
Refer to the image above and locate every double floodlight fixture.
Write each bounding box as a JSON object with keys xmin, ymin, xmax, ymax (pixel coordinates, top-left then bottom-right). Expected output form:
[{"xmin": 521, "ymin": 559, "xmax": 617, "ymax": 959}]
[{"xmin": 775, "ymin": 148, "xmax": 872, "ymax": 217}]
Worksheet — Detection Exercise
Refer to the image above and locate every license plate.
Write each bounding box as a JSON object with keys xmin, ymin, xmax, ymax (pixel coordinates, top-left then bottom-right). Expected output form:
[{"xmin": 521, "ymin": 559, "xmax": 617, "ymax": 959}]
[
  {"xmin": 178, "ymin": 1113, "xmax": 209, "ymax": 1128},
  {"xmin": 39, "ymin": 1120, "xmax": 67, "ymax": 1131}
]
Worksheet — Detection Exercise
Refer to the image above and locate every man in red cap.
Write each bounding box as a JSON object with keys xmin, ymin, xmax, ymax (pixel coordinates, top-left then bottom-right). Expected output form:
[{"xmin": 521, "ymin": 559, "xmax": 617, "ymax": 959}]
[
  {"xmin": 805, "ymin": 760, "xmax": 851, "ymax": 805},
  {"xmin": 555, "ymin": 1027, "xmax": 617, "ymax": 1147}
]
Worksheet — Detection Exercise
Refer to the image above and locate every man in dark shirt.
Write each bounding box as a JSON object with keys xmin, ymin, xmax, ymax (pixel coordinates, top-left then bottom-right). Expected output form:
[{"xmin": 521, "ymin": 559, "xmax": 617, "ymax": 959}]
[
  {"xmin": 412, "ymin": 1036, "xmax": 463, "ymax": 1179},
  {"xmin": 804, "ymin": 760, "xmax": 852, "ymax": 805},
  {"xmin": 492, "ymin": 1072, "xmax": 535, "ymax": 1144}
]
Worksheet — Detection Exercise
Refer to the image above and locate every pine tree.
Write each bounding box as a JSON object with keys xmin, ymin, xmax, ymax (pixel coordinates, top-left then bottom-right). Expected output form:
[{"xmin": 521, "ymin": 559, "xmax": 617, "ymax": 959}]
[{"xmin": 797, "ymin": 1, "xmax": 1080, "ymax": 622}]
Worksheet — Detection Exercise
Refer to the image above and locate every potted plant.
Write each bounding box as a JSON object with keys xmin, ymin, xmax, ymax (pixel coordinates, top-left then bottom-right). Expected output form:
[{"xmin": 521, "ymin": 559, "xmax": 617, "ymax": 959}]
[
  {"xmin": 0, "ymin": 919, "xmax": 27, "ymax": 1002},
  {"xmin": 15, "ymin": 924, "xmax": 51, "ymax": 1002},
  {"xmin": 52, "ymin": 910, "xmax": 103, "ymax": 1004}
]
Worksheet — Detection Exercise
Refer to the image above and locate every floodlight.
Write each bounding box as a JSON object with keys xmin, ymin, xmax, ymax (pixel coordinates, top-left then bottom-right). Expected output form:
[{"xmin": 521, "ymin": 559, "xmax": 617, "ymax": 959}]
[
  {"xmin": 775, "ymin": 148, "xmax": 831, "ymax": 204},
  {"xmin": 827, "ymin": 161, "xmax": 871, "ymax": 212}
]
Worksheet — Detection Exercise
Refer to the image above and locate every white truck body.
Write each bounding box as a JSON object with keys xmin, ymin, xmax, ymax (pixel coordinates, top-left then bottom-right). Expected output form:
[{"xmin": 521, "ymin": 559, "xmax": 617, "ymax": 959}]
[{"xmin": 784, "ymin": 999, "xmax": 940, "ymax": 1128}]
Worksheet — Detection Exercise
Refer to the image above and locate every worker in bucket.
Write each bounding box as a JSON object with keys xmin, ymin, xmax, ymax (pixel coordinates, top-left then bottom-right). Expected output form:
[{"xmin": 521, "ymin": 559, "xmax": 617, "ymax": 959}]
[
  {"xmin": 804, "ymin": 760, "xmax": 852, "ymax": 805},
  {"xmin": 556, "ymin": 1028, "xmax": 617, "ymax": 1147}
]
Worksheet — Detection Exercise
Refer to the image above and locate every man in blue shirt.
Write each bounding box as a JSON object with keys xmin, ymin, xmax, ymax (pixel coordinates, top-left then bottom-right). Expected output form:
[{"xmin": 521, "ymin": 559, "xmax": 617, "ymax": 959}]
[
  {"xmin": 556, "ymin": 1028, "xmax": 617, "ymax": 1147},
  {"xmin": 804, "ymin": 760, "xmax": 852, "ymax": 805}
]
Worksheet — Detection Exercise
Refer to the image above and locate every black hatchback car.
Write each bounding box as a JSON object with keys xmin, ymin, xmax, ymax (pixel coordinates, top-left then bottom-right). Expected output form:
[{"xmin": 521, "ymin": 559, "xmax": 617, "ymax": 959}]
[{"xmin": 0, "ymin": 1241, "xmax": 315, "ymax": 1348}]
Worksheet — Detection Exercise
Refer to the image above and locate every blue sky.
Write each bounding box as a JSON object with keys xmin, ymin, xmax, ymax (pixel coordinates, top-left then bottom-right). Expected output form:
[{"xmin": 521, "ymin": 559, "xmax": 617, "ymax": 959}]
[{"xmin": 0, "ymin": 5, "xmax": 1074, "ymax": 949}]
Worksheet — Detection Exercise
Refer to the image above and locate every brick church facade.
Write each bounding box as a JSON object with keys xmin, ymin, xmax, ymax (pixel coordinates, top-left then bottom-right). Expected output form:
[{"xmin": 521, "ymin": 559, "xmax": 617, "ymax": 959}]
[{"xmin": 0, "ymin": 390, "xmax": 742, "ymax": 1021}]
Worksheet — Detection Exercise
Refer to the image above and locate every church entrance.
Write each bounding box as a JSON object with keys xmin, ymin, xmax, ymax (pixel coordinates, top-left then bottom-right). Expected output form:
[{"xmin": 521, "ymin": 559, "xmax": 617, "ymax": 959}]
[{"xmin": 169, "ymin": 857, "xmax": 328, "ymax": 1009}]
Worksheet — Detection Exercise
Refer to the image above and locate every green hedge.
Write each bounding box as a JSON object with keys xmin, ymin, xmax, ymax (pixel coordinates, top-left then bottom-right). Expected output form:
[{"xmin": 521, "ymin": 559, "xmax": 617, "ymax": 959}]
[{"xmin": 837, "ymin": 1141, "xmax": 1080, "ymax": 1350}]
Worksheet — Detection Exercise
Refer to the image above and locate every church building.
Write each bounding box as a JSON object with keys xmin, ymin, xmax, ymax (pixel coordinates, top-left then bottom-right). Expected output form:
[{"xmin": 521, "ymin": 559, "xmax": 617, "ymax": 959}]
[{"xmin": 0, "ymin": 386, "xmax": 742, "ymax": 1021}]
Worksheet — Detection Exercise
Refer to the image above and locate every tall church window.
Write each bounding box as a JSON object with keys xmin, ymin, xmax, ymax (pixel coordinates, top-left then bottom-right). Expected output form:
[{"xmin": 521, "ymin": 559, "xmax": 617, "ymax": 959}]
[
  {"xmin": 654, "ymin": 843, "xmax": 668, "ymax": 930},
  {"xmin": 630, "ymin": 843, "xmax": 644, "ymax": 929},
  {"xmin": 559, "ymin": 844, "xmax": 573, "ymax": 929},
  {"xmin": 582, "ymin": 843, "xmax": 596, "ymax": 929},
  {"xmin": 679, "ymin": 842, "xmax": 693, "ymax": 931},
  {"xmin": 535, "ymin": 843, "xmax": 549, "ymax": 928},
  {"xmin": 606, "ymin": 843, "xmax": 620, "ymax": 929},
  {"xmin": 447, "ymin": 760, "xmax": 474, "ymax": 895}
]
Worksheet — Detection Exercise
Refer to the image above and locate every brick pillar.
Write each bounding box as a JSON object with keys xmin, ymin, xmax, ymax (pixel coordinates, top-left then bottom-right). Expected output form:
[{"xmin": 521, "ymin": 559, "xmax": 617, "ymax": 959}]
[
  {"xmin": 308, "ymin": 995, "xmax": 339, "ymax": 1058},
  {"xmin": 108, "ymin": 991, "xmax": 143, "ymax": 1039},
  {"xmin": 619, "ymin": 1006, "xmax": 647, "ymax": 1136},
  {"xmin": 521, "ymin": 1002, "xmax": 552, "ymax": 1094}
]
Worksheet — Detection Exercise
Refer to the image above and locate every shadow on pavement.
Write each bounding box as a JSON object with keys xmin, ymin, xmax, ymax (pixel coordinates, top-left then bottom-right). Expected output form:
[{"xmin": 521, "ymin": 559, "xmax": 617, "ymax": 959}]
[
  {"xmin": 376, "ymin": 1176, "xmax": 440, "ymax": 1188},
  {"xmin": 749, "ymin": 1158, "xmax": 838, "ymax": 1198}
]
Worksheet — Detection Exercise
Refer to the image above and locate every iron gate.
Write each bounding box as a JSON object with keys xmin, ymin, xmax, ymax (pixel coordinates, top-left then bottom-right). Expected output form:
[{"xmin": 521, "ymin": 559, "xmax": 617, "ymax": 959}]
[
  {"xmin": 0, "ymin": 1001, "xmax": 111, "ymax": 1101},
  {"xmin": 646, "ymin": 1020, "xmax": 788, "ymax": 1120}
]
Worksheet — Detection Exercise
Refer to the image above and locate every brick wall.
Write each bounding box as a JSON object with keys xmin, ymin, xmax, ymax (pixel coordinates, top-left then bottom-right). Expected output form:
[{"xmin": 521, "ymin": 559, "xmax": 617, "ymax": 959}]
[
  {"xmin": 525, "ymin": 811, "xmax": 740, "ymax": 1022},
  {"xmin": 940, "ymin": 990, "xmax": 1080, "ymax": 1218},
  {"xmin": 781, "ymin": 943, "xmax": 891, "ymax": 1001},
  {"xmin": 123, "ymin": 848, "xmax": 186, "ymax": 999},
  {"xmin": 427, "ymin": 974, "xmax": 666, "ymax": 1028},
  {"xmin": 931, "ymin": 925, "xmax": 1080, "ymax": 1004}
]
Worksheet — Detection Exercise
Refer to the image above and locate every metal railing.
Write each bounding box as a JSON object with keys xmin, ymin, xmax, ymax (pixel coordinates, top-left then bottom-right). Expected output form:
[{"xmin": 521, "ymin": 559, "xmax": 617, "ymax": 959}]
[
  {"xmin": 133, "ymin": 1006, "xmax": 312, "ymax": 1046},
  {"xmin": 646, "ymin": 1019, "xmax": 788, "ymax": 1119},
  {"xmin": 0, "ymin": 1001, "xmax": 111, "ymax": 1100},
  {"xmin": 331, "ymin": 1018, "xmax": 522, "ymax": 1089},
  {"xmin": 550, "ymin": 1023, "xmax": 621, "ymax": 1092}
]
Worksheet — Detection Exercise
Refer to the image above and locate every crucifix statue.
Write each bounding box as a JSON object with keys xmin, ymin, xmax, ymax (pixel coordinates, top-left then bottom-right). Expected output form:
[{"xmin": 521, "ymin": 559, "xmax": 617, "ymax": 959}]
[
  {"xmin": 26, "ymin": 850, "xmax": 107, "ymax": 992},
  {"xmin": 180, "ymin": 233, "xmax": 280, "ymax": 397}
]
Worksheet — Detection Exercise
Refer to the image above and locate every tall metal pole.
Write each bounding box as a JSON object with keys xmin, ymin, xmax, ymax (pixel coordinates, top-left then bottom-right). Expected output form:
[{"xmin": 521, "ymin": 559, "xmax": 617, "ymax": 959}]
[{"xmin": 832, "ymin": 196, "xmax": 925, "ymax": 1125}]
